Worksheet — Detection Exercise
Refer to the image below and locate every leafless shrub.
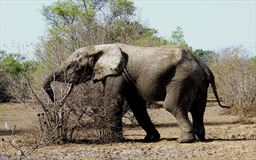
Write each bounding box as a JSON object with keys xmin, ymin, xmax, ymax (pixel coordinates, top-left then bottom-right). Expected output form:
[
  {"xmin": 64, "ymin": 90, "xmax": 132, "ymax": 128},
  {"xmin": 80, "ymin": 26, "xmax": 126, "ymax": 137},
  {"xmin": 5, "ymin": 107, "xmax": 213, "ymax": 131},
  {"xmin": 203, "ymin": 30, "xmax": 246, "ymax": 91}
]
[
  {"xmin": 211, "ymin": 46, "xmax": 256, "ymax": 118},
  {"xmin": 7, "ymin": 66, "xmax": 126, "ymax": 144},
  {"xmin": 55, "ymin": 82, "xmax": 115, "ymax": 143}
]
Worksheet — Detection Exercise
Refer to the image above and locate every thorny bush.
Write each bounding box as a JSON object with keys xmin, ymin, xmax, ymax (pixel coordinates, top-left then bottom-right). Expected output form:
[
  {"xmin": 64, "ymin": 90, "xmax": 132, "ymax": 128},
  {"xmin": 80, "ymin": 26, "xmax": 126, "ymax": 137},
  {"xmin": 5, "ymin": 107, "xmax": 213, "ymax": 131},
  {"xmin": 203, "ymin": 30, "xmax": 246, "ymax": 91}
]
[
  {"xmin": 7, "ymin": 69, "xmax": 132, "ymax": 144},
  {"xmin": 211, "ymin": 46, "xmax": 256, "ymax": 118}
]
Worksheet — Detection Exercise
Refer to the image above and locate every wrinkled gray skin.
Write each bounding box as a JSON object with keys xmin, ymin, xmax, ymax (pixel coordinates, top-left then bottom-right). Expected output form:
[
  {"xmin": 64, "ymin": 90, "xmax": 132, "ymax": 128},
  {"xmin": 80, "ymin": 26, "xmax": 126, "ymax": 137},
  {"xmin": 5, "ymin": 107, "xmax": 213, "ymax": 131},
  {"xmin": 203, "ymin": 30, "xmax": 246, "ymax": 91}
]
[{"xmin": 43, "ymin": 43, "xmax": 228, "ymax": 143}]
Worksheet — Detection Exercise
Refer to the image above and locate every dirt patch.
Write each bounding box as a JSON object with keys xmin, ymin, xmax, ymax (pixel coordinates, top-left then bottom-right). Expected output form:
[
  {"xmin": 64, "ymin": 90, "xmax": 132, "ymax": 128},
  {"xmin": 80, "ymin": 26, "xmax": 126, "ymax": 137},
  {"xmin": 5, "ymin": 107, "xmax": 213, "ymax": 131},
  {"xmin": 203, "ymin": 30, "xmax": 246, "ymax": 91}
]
[{"xmin": 0, "ymin": 103, "xmax": 256, "ymax": 159}]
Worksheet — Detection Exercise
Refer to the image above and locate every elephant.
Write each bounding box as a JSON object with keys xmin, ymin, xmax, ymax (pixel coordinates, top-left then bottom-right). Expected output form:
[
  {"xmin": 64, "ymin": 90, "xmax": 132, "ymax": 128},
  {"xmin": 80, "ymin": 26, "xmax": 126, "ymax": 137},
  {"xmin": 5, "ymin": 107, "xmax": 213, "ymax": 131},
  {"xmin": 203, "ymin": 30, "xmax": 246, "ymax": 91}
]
[{"xmin": 43, "ymin": 43, "xmax": 229, "ymax": 143}]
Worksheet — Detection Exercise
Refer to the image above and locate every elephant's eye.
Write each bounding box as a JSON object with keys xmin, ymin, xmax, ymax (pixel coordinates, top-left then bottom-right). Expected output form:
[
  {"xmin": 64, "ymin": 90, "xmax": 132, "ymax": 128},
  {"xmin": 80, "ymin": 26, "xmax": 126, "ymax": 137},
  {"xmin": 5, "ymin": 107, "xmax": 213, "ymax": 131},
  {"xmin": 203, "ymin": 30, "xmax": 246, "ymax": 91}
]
[{"xmin": 66, "ymin": 64, "xmax": 71, "ymax": 70}]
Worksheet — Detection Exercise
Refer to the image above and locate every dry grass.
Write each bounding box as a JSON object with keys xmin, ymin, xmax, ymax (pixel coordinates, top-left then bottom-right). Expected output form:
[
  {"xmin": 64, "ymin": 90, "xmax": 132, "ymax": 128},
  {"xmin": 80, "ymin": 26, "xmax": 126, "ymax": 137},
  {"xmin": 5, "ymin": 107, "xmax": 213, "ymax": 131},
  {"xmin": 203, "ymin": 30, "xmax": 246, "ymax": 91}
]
[
  {"xmin": 0, "ymin": 103, "xmax": 37, "ymax": 132},
  {"xmin": 1, "ymin": 103, "xmax": 256, "ymax": 159}
]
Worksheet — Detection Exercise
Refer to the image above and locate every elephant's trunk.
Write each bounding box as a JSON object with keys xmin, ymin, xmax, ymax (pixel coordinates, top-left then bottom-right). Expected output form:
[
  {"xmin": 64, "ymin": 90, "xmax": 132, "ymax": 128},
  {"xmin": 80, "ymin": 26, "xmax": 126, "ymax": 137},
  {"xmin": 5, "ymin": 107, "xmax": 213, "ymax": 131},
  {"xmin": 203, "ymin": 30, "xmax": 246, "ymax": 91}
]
[
  {"xmin": 43, "ymin": 73, "xmax": 56, "ymax": 102},
  {"xmin": 43, "ymin": 70, "xmax": 66, "ymax": 102}
]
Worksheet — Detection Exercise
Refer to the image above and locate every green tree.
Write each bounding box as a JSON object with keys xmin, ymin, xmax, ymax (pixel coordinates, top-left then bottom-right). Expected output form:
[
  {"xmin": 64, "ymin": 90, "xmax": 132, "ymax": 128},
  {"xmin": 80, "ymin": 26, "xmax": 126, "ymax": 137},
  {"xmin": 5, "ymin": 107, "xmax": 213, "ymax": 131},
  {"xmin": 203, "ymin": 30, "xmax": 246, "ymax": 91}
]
[
  {"xmin": 193, "ymin": 49, "xmax": 215, "ymax": 64},
  {"xmin": 42, "ymin": 0, "xmax": 135, "ymax": 27},
  {"xmin": 42, "ymin": 0, "xmax": 80, "ymax": 26},
  {"xmin": 169, "ymin": 26, "xmax": 187, "ymax": 46},
  {"xmin": 107, "ymin": 0, "xmax": 135, "ymax": 24},
  {"xmin": 38, "ymin": 0, "xmax": 166, "ymax": 64},
  {"xmin": 0, "ymin": 50, "xmax": 36, "ymax": 75},
  {"xmin": 0, "ymin": 50, "xmax": 25, "ymax": 75}
]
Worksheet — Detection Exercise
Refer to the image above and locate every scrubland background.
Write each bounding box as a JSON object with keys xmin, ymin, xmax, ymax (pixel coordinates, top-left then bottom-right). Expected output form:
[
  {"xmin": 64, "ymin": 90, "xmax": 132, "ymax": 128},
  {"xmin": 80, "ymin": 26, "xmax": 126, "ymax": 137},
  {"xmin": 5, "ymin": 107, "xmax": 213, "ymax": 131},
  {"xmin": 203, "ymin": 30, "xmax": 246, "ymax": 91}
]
[{"xmin": 0, "ymin": 1, "xmax": 255, "ymax": 159}]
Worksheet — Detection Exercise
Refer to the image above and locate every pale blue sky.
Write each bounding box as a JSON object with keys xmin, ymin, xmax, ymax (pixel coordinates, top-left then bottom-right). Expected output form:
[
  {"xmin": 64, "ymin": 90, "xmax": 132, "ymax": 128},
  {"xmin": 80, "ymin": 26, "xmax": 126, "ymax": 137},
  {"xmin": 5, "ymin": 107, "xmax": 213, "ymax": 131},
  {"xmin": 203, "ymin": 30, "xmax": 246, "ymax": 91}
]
[{"xmin": 0, "ymin": 0, "xmax": 255, "ymax": 57}]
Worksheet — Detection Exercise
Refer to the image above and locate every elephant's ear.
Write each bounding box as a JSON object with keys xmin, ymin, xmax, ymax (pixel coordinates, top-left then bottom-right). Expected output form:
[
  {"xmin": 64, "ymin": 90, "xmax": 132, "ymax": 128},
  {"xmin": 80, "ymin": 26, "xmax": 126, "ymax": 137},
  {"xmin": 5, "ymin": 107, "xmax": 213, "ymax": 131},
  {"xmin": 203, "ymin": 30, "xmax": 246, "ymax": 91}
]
[{"xmin": 92, "ymin": 44, "xmax": 127, "ymax": 81}]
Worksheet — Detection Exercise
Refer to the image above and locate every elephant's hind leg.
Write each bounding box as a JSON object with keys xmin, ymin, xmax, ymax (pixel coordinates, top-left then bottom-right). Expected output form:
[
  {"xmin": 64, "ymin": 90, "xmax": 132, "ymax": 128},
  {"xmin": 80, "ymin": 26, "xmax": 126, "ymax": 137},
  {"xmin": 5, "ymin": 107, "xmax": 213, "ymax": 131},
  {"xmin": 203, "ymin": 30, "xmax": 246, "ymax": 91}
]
[
  {"xmin": 190, "ymin": 90, "xmax": 207, "ymax": 141},
  {"xmin": 164, "ymin": 81, "xmax": 195, "ymax": 143}
]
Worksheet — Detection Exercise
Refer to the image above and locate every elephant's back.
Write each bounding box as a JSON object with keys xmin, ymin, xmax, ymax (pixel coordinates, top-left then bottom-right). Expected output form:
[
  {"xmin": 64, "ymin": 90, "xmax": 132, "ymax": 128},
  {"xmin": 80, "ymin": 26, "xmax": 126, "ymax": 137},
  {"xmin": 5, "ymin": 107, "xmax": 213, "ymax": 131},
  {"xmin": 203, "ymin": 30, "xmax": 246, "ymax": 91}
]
[
  {"xmin": 119, "ymin": 44, "xmax": 196, "ymax": 101},
  {"xmin": 120, "ymin": 44, "xmax": 185, "ymax": 74},
  {"xmin": 118, "ymin": 44, "xmax": 184, "ymax": 60}
]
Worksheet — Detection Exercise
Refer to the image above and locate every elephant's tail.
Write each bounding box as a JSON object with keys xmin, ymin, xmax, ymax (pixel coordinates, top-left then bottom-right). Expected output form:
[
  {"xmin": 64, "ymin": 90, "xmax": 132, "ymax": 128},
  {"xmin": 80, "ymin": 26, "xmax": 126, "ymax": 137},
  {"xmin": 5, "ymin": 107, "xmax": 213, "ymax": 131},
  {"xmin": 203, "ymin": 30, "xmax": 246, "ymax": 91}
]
[{"xmin": 207, "ymin": 69, "xmax": 231, "ymax": 108}]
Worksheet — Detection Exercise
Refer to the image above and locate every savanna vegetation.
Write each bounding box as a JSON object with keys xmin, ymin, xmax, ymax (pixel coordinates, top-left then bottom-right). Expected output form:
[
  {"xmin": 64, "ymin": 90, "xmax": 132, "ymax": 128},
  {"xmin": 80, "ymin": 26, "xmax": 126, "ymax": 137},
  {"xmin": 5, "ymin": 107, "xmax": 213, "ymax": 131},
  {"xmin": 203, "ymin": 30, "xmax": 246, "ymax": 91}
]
[{"xmin": 0, "ymin": 0, "xmax": 255, "ymax": 159}]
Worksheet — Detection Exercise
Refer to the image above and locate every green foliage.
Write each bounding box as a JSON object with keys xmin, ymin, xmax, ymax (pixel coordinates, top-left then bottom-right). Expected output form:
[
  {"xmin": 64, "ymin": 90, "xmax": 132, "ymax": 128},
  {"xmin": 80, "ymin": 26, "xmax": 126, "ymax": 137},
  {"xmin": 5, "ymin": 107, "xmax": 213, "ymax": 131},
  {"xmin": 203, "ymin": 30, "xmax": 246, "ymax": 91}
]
[
  {"xmin": 0, "ymin": 50, "xmax": 25, "ymax": 75},
  {"xmin": 250, "ymin": 56, "xmax": 256, "ymax": 65},
  {"xmin": 0, "ymin": 50, "xmax": 36, "ymax": 76},
  {"xmin": 108, "ymin": 0, "xmax": 135, "ymax": 21},
  {"xmin": 193, "ymin": 49, "xmax": 208, "ymax": 57},
  {"xmin": 42, "ymin": 0, "xmax": 80, "ymax": 26},
  {"xmin": 1, "ymin": 56, "xmax": 23, "ymax": 75},
  {"xmin": 193, "ymin": 49, "xmax": 215, "ymax": 64},
  {"xmin": 42, "ymin": 0, "xmax": 135, "ymax": 27},
  {"xmin": 135, "ymin": 28, "xmax": 168, "ymax": 46},
  {"xmin": 51, "ymin": 1, "xmax": 79, "ymax": 16},
  {"xmin": 169, "ymin": 26, "xmax": 187, "ymax": 46}
]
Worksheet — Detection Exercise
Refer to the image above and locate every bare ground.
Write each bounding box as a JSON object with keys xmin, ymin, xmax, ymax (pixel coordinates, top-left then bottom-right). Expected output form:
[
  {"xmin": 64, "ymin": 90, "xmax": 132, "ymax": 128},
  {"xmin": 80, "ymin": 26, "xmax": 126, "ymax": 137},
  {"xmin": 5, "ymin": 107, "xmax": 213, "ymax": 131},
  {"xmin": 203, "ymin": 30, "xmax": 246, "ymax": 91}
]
[{"xmin": 0, "ymin": 103, "xmax": 256, "ymax": 160}]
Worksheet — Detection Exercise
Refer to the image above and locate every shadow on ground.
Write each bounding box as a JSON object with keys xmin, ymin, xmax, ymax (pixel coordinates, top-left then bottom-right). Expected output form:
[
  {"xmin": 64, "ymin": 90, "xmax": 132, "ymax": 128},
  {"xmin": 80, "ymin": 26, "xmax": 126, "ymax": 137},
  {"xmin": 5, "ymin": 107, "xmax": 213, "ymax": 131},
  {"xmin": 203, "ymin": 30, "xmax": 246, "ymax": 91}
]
[
  {"xmin": 205, "ymin": 138, "xmax": 256, "ymax": 142},
  {"xmin": 124, "ymin": 120, "xmax": 244, "ymax": 129},
  {"xmin": 0, "ymin": 129, "xmax": 25, "ymax": 136}
]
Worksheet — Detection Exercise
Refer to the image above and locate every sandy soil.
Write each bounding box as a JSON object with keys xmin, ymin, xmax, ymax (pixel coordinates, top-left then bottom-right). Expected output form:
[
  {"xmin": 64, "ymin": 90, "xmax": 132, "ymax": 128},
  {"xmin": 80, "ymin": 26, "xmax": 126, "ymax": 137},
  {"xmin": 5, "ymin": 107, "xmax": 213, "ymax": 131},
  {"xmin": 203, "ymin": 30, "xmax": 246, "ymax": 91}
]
[{"xmin": 0, "ymin": 103, "xmax": 256, "ymax": 160}]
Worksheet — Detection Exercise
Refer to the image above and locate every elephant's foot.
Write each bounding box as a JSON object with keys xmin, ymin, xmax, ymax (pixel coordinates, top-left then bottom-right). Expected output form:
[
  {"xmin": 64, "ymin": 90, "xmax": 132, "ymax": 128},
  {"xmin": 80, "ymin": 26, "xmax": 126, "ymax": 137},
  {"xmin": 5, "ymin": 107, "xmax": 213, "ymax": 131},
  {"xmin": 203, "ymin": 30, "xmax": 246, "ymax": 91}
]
[
  {"xmin": 108, "ymin": 132, "xmax": 125, "ymax": 142},
  {"xmin": 177, "ymin": 132, "xmax": 195, "ymax": 143},
  {"xmin": 195, "ymin": 129, "xmax": 205, "ymax": 142},
  {"xmin": 196, "ymin": 133, "xmax": 205, "ymax": 142},
  {"xmin": 196, "ymin": 134, "xmax": 205, "ymax": 142},
  {"xmin": 144, "ymin": 132, "xmax": 160, "ymax": 142}
]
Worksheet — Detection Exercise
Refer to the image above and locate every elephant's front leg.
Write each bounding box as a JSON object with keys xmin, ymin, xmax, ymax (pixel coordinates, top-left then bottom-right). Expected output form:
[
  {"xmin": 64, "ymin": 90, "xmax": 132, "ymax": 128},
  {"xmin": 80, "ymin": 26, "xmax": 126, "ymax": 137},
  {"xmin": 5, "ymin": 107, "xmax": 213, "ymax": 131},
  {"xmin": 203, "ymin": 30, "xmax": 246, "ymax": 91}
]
[
  {"xmin": 103, "ymin": 76, "xmax": 125, "ymax": 142},
  {"xmin": 124, "ymin": 85, "xmax": 160, "ymax": 142}
]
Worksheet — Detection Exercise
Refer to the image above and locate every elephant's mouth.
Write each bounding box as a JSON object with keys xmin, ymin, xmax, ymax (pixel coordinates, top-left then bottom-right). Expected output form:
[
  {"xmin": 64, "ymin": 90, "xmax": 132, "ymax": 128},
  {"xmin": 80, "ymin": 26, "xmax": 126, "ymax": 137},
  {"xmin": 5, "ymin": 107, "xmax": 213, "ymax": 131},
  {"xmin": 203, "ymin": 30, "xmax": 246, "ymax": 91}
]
[
  {"xmin": 75, "ymin": 75, "xmax": 91, "ymax": 85},
  {"xmin": 74, "ymin": 67, "xmax": 93, "ymax": 85}
]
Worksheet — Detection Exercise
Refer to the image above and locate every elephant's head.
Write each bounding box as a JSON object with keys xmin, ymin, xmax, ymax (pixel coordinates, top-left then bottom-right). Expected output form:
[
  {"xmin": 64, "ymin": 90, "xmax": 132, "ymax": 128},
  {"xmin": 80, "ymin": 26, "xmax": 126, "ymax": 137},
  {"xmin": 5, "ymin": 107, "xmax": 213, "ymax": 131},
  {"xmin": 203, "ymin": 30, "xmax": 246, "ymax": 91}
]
[{"xmin": 43, "ymin": 44, "xmax": 127, "ymax": 102}]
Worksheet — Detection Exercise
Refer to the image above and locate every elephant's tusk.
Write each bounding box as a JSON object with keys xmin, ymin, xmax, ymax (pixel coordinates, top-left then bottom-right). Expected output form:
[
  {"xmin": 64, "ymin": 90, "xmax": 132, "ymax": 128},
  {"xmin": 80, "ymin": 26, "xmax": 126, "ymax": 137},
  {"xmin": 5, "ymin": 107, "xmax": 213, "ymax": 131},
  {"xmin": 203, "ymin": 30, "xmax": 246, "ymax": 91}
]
[{"xmin": 59, "ymin": 83, "xmax": 74, "ymax": 105}]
